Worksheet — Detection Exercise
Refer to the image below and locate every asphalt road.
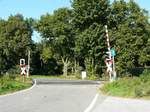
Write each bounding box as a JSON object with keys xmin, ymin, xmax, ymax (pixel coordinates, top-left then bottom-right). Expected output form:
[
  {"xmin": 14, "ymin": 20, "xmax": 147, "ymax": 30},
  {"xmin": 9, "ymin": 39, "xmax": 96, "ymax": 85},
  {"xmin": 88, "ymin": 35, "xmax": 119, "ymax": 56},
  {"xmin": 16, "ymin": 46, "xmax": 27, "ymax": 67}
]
[
  {"xmin": 0, "ymin": 79, "xmax": 101, "ymax": 112},
  {"xmin": 1, "ymin": 78, "xmax": 150, "ymax": 112},
  {"xmin": 92, "ymin": 95, "xmax": 150, "ymax": 112}
]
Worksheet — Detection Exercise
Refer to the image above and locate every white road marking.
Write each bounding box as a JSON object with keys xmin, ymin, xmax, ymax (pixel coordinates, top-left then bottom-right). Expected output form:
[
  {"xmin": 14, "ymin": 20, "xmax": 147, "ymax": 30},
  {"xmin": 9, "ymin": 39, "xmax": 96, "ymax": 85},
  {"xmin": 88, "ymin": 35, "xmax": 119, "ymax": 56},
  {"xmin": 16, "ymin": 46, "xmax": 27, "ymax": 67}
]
[
  {"xmin": 84, "ymin": 93, "xmax": 99, "ymax": 112},
  {"xmin": 0, "ymin": 79, "xmax": 36, "ymax": 98}
]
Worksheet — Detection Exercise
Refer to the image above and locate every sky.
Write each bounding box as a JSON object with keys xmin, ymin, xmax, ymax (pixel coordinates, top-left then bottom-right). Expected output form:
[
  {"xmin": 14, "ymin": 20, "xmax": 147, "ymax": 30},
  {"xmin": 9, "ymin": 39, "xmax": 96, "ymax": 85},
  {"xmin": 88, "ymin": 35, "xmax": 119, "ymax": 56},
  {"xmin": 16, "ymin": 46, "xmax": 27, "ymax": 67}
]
[{"xmin": 0, "ymin": 0, "xmax": 150, "ymax": 42}]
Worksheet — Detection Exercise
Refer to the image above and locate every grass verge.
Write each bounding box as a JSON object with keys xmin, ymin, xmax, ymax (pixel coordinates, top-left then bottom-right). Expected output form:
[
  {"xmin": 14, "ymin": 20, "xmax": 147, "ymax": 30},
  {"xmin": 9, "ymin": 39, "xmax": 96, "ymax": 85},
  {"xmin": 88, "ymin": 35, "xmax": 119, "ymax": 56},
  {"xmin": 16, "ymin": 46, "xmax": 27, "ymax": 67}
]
[
  {"xmin": 100, "ymin": 76, "xmax": 150, "ymax": 99},
  {"xmin": 0, "ymin": 76, "xmax": 32, "ymax": 95},
  {"xmin": 30, "ymin": 74, "xmax": 100, "ymax": 81},
  {"xmin": 30, "ymin": 74, "xmax": 82, "ymax": 80},
  {"xmin": 30, "ymin": 75, "xmax": 66, "ymax": 79}
]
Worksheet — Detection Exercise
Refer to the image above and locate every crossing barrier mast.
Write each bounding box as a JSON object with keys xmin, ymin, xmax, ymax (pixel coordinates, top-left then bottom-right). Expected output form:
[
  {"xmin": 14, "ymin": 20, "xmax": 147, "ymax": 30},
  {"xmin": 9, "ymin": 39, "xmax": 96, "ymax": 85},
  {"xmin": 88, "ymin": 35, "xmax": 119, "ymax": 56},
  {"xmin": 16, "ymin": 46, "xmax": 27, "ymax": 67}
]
[{"xmin": 104, "ymin": 25, "xmax": 116, "ymax": 82}]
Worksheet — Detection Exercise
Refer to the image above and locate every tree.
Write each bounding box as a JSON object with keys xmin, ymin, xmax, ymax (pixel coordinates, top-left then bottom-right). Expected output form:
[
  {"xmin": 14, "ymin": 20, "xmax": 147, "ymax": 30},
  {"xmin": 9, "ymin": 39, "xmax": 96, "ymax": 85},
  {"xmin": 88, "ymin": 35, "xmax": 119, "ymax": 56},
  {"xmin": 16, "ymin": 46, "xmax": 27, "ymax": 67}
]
[
  {"xmin": 35, "ymin": 8, "xmax": 75, "ymax": 76},
  {"xmin": 72, "ymin": 0, "xmax": 110, "ymax": 76},
  {"xmin": 109, "ymin": 0, "xmax": 150, "ymax": 75},
  {"xmin": 0, "ymin": 14, "xmax": 33, "ymax": 75},
  {"xmin": 72, "ymin": 0, "xmax": 110, "ymax": 30}
]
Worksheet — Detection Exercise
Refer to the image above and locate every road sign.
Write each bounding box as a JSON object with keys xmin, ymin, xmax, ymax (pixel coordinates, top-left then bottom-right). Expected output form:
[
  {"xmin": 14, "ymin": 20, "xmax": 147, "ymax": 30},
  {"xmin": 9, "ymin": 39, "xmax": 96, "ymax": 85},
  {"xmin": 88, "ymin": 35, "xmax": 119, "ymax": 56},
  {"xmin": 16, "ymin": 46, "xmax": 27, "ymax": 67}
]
[
  {"xmin": 111, "ymin": 49, "xmax": 116, "ymax": 57},
  {"xmin": 81, "ymin": 71, "xmax": 86, "ymax": 80}
]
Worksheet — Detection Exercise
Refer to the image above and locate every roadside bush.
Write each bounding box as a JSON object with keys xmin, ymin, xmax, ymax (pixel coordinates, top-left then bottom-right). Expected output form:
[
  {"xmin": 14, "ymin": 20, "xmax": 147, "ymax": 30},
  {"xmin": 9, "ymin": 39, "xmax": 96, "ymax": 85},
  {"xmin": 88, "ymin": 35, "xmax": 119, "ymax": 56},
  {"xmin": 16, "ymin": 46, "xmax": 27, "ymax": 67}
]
[
  {"xmin": 0, "ymin": 76, "xmax": 10, "ymax": 86},
  {"xmin": 135, "ymin": 83, "xmax": 150, "ymax": 97},
  {"xmin": 0, "ymin": 76, "xmax": 32, "ymax": 95},
  {"xmin": 7, "ymin": 65, "xmax": 20, "ymax": 75},
  {"xmin": 75, "ymin": 73, "xmax": 81, "ymax": 79},
  {"xmin": 135, "ymin": 85, "xmax": 145, "ymax": 97},
  {"xmin": 87, "ymin": 74, "xmax": 98, "ymax": 80},
  {"xmin": 146, "ymin": 87, "xmax": 150, "ymax": 96},
  {"xmin": 101, "ymin": 69, "xmax": 150, "ymax": 99},
  {"xmin": 140, "ymin": 69, "xmax": 150, "ymax": 83},
  {"xmin": 101, "ymin": 77, "xmax": 145, "ymax": 98},
  {"xmin": 6, "ymin": 65, "xmax": 20, "ymax": 80}
]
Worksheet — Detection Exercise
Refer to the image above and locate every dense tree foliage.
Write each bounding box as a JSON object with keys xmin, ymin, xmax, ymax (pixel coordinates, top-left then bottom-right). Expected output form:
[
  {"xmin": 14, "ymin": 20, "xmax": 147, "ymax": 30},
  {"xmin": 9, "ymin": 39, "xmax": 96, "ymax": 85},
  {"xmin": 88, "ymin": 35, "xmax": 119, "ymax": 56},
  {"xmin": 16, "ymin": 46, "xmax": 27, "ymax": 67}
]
[
  {"xmin": 34, "ymin": 8, "xmax": 75, "ymax": 75},
  {"xmin": 72, "ymin": 0, "xmax": 110, "ymax": 76},
  {"xmin": 109, "ymin": 0, "xmax": 150, "ymax": 75},
  {"xmin": 0, "ymin": 14, "xmax": 33, "ymax": 75}
]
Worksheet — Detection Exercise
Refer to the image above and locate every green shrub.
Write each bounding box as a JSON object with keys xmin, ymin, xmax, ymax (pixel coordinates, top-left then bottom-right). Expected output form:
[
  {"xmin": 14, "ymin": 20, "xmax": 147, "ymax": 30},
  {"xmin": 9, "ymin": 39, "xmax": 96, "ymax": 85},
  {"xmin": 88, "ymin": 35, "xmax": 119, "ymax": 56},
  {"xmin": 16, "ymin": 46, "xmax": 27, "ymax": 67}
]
[
  {"xmin": 87, "ymin": 75, "xmax": 98, "ymax": 80},
  {"xmin": 101, "ymin": 69, "xmax": 150, "ymax": 99},
  {"xmin": 7, "ymin": 66, "xmax": 20, "ymax": 74},
  {"xmin": 0, "ymin": 76, "xmax": 31, "ymax": 95},
  {"xmin": 145, "ymin": 87, "xmax": 150, "ymax": 96},
  {"xmin": 134, "ymin": 83, "xmax": 150, "ymax": 97},
  {"xmin": 135, "ymin": 85, "xmax": 145, "ymax": 97},
  {"xmin": 140, "ymin": 70, "xmax": 150, "ymax": 83},
  {"xmin": 101, "ymin": 76, "xmax": 150, "ymax": 98},
  {"xmin": 0, "ymin": 76, "xmax": 10, "ymax": 86},
  {"xmin": 75, "ymin": 73, "xmax": 81, "ymax": 79},
  {"xmin": 142, "ymin": 69, "xmax": 150, "ymax": 75}
]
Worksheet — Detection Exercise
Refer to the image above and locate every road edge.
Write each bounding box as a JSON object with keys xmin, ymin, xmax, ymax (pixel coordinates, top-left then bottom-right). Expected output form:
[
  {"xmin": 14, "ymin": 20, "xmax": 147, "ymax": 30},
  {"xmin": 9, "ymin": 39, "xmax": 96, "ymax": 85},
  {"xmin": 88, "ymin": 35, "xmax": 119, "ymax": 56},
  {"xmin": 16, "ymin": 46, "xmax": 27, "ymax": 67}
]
[
  {"xmin": 84, "ymin": 93, "xmax": 99, "ymax": 112},
  {"xmin": 0, "ymin": 79, "xmax": 37, "ymax": 98}
]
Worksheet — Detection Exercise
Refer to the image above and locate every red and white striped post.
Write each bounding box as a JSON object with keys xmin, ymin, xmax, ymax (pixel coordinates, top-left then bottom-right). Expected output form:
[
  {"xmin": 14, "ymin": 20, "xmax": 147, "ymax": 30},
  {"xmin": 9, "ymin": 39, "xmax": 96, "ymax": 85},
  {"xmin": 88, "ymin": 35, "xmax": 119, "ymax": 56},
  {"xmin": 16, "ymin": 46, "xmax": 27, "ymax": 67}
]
[
  {"xmin": 105, "ymin": 25, "xmax": 111, "ymax": 60},
  {"xmin": 104, "ymin": 25, "xmax": 113, "ymax": 82}
]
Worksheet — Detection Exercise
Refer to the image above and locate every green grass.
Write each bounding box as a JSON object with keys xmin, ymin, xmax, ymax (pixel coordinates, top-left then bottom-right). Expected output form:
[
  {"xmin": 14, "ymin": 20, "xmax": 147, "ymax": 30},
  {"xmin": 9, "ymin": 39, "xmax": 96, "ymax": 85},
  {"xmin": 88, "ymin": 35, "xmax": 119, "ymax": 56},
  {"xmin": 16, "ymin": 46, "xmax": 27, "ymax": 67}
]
[
  {"xmin": 101, "ymin": 76, "xmax": 150, "ymax": 99},
  {"xmin": 30, "ymin": 75, "xmax": 65, "ymax": 79},
  {"xmin": 0, "ymin": 74, "xmax": 99, "ymax": 95},
  {"xmin": 0, "ymin": 76, "xmax": 32, "ymax": 95},
  {"xmin": 30, "ymin": 74, "xmax": 100, "ymax": 81},
  {"xmin": 30, "ymin": 74, "xmax": 81, "ymax": 80}
]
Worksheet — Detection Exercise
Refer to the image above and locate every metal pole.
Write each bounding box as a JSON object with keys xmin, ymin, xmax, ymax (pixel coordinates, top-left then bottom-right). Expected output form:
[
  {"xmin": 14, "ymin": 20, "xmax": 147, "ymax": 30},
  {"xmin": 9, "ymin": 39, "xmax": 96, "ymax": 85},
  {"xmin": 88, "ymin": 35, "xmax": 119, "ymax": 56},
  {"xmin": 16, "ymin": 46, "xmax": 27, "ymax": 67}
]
[
  {"xmin": 27, "ymin": 50, "xmax": 30, "ymax": 78},
  {"xmin": 105, "ymin": 25, "xmax": 111, "ymax": 59},
  {"xmin": 105, "ymin": 25, "xmax": 112, "ymax": 82},
  {"xmin": 113, "ymin": 55, "xmax": 116, "ymax": 80},
  {"xmin": 113, "ymin": 56, "xmax": 115, "ymax": 71}
]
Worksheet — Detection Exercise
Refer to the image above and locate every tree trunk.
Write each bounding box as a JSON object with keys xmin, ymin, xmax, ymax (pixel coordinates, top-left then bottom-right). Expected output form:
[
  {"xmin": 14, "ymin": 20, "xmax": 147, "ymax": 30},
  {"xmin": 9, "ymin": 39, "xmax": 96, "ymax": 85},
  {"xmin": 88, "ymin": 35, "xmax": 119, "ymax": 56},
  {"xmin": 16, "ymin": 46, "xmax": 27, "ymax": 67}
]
[
  {"xmin": 61, "ymin": 57, "xmax": 70, "ymax": 76},
  {"xmin": 74, "ymin": 59, "xmax": 78, "ymax": 74},
  {"xmin": 91, "ymin": 57, "xmax": 94, "ymax": 75}
]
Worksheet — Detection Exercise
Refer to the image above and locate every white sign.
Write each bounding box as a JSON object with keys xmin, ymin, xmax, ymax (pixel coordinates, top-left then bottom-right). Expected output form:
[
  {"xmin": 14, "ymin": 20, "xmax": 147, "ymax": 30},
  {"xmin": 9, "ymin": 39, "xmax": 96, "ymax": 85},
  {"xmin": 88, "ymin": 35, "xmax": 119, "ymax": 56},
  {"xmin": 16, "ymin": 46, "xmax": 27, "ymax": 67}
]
[
  {"xmin": 20, "ymin": 59, "xmax": 26, "ymax": 76},
  {"xmin": 21, "ymin": 67, "xmax": 26, "ymax": 75},
  {"xmin": 20, "ymin": 59, "xmax": 25, "ymax": 65},
  {"xmin": 81, "ymin": 71, "xmax": 87, "ymax": 80}
]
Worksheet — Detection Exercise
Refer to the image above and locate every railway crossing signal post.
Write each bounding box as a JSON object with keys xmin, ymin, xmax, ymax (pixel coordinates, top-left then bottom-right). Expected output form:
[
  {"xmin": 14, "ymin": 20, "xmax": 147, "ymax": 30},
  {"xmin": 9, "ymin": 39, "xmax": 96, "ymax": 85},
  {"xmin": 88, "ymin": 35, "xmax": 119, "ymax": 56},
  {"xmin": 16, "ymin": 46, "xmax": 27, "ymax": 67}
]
[
  {"xmin": 104, "ymin": 25, "xmax": 117, "ymax": 82},
  {"xmin": 20, "ymin": 59, "xmax": 26, "ymax": 82}
]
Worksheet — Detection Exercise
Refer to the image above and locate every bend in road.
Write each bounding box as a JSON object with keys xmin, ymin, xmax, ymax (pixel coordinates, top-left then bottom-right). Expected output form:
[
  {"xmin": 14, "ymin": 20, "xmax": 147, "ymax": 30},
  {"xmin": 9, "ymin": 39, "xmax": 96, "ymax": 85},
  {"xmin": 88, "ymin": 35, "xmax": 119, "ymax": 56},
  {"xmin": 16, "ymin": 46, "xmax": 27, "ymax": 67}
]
[{"xmin": 0, "ymin": 79, "xmax": 103, "ymax": 112}]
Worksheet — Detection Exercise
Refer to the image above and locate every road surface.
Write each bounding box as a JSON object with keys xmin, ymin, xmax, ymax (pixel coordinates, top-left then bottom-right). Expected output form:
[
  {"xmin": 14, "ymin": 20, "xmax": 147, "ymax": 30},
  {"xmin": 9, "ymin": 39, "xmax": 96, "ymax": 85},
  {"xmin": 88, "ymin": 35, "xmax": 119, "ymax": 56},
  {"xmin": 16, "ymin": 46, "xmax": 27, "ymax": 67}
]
[
  {"xmin": 0, "ymin": 78, "xmax": 101, "ymax": 112},
  {"xmin": 1, "ymin": 78, "xmax": 150, "ymax": 112},
  {"xmin": 92, "ymin": 94, "xmax": 150, "ymax": 112}
]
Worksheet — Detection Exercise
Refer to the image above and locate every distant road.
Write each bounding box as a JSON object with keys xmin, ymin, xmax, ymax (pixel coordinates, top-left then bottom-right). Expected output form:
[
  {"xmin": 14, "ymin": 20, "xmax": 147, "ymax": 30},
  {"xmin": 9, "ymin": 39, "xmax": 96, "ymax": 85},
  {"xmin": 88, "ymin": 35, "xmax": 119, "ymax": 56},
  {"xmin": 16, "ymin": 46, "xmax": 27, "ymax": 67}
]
[{"xmin": 0, "ymin": 79, "xmax": 101, "ymax": 112}]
